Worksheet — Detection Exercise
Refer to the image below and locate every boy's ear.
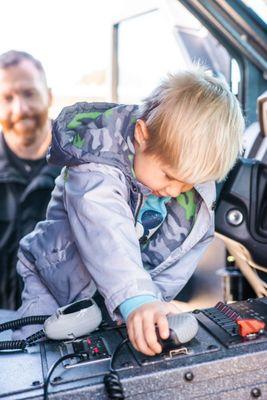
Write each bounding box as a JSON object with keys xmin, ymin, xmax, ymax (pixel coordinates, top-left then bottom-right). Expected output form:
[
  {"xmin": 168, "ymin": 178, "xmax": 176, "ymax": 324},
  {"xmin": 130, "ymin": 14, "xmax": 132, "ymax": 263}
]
[{"xmin": 134, "ymin": 119, "xmax": 150, "ymax": 149}]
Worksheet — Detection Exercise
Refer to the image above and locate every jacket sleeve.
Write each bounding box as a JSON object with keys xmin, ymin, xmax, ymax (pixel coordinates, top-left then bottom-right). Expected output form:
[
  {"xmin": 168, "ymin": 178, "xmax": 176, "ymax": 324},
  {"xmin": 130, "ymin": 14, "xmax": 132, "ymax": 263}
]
[
  {"xmin": 151, "ymin": 226, "xmax": 215, "ymax": 301},
  {"xmin": 63, "ymin": 163, "xmax": 162, "ymax": 318}
]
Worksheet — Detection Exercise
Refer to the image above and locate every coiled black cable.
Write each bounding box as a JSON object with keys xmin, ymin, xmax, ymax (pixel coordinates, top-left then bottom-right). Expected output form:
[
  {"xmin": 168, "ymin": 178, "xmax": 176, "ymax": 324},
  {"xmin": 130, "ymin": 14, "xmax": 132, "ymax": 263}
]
[
  {"xmin": 26, "ymin": 329, "xmax": 46, "ymax": 344},
  {"xmin": 104, "ymin": 371, "xmax": 125, "ymax": 400},
  {"xmin": 0, "ymin": 315, "xmax": 50, "ymax": 332},
  {"xmin": 0, "ymin": 329, "xmax": 46, "ymax": 350},
  {"xmin": 104, "ymin": 337, "xmax": 129, "ymax": 400},
  {"xmin": 43, "ymin": 339, "xmax": 128, "ymax": 400},
  {"xmin": 0, "ymin": 315, "xmax": 49, "ymax": 350},
  {"xmin": 0, "ymin": 340, "xmax": 27, "ymax": 351}
]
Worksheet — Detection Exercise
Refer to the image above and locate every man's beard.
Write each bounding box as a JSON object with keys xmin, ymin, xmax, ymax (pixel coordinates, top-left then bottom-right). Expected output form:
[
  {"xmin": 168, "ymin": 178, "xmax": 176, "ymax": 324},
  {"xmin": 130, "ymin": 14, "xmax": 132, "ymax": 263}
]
[
  {"xmin": 13, "ymin": 117, "xmax": 39, "ymax": 145},
  {"xmin": 5, "ymin": 110, "xmax": 49, "ymax": 146}
]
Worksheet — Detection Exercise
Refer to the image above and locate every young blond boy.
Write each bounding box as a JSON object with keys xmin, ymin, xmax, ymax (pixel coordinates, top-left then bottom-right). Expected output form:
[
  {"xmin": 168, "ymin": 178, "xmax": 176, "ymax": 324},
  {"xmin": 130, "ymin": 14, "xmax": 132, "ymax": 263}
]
[{"xmin": 14, "ymin": 68, "xmax": 244, "ymax": 356}]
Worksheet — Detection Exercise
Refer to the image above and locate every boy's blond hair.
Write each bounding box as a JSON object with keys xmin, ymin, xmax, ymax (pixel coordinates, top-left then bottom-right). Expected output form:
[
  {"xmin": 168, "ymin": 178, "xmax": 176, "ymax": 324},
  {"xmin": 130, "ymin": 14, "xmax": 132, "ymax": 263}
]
[{"xmin": 140, "ymin": 68, "xmax": 244, "ymax": 183}]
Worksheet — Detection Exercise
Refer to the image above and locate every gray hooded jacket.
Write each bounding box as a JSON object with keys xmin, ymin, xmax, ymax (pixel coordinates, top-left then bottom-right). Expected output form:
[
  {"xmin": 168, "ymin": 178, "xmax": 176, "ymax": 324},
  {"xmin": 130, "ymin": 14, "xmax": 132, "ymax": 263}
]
[{"xmin": 17, "ymin": 102, "xmax": 215, "ymax": 320}]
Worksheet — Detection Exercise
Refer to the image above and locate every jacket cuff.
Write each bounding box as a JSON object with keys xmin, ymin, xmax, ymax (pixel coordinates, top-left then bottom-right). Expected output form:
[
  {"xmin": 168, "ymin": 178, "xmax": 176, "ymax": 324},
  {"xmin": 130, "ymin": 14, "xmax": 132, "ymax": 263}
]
[
  {"xmin": 105, "ymin": 279, "xmax": 162, "ymax": 320},
  {"xmin": 119, "ymin": 295, "xmax": 157, "ymax": 321}
]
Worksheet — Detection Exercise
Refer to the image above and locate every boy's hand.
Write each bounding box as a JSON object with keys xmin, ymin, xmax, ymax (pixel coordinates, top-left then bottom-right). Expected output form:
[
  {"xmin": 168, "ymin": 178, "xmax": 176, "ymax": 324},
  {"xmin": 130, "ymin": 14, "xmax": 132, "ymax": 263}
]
[{"xmin": 126, "ymin": 301, "xmax": 180, "ymax": 356}]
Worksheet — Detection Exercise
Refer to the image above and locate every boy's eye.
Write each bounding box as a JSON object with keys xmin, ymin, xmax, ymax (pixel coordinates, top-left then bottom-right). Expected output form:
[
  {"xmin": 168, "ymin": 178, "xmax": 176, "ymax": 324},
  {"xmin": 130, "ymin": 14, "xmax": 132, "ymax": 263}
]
[{"xmin": 163, "ymin": 173, "xmax": 172, "ymax": 180}]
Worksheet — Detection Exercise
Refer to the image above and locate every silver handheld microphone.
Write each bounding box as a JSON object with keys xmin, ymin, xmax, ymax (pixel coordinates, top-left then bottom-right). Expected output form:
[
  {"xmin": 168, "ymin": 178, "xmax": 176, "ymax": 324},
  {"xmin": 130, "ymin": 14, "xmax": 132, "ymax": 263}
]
[{"xmin": 158, "ymin": 313, "xmax": 198, "ymax": 351}]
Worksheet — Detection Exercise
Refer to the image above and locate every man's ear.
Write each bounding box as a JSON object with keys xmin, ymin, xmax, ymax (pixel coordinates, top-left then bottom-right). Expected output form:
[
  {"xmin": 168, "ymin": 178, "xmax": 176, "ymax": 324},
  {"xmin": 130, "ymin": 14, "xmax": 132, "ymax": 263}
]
[{"xmin": 134, "ymin": 119, "xmax": 150, "ymax": 149}]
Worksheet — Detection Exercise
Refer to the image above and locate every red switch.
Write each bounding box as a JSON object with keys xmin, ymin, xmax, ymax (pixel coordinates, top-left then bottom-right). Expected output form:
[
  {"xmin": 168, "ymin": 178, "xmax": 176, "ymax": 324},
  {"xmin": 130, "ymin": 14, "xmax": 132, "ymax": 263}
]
[
  {"xmin": 93, "ymin": 347, "xmax": 99, "ymax": 353},
  {"xmin": 237, "ymin": 319, "xmax": 266, "ymax": 337}
]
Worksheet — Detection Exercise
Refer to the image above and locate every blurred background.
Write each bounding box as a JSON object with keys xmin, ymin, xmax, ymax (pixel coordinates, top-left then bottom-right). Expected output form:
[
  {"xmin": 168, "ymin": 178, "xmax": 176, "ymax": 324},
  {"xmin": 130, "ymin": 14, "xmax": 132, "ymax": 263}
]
[
  {"xmin": 0, "ymin": 0, "xmax": 265, "ymax": 119},
  {"xmin": 0, "ymin": 0, "xmax": 266, "ymax": 310}
]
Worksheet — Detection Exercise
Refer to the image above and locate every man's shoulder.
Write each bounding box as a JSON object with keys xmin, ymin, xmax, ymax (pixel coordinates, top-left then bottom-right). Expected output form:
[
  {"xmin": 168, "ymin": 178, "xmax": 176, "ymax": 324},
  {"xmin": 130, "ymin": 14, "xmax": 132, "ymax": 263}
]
[
  {"xmin": 0, "ymin": 132, "xmax": 14, "ymax": 177},
  {"xmin": 0, "ymin": 132, "xmax": 6, "ymax": 159}
]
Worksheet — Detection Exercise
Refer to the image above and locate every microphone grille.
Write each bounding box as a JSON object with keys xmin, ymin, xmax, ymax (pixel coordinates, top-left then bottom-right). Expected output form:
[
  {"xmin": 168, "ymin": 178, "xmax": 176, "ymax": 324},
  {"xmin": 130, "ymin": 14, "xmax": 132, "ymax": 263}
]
[{"xmin": 168, "ymin": 313, "xmax": 199, "ymax": 344}]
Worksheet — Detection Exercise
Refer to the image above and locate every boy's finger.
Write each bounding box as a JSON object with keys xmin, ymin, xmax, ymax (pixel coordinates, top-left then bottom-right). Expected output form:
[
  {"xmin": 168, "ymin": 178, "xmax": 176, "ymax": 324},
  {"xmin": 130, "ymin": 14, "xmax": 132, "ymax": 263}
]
[
  {"xmin": 156, "ymin": 314, "xmax": 170, "ymax": 340},
  {"xmin": 133, "ymin": 317, "xmax": 155, "ymax": 356},
  {"xmin": 143, "ymin": 316, "xmax": 162, "ymax": 354},
  {"xmin": 127, "ymin": 321, "xmax": 137, "ymax": 351}
]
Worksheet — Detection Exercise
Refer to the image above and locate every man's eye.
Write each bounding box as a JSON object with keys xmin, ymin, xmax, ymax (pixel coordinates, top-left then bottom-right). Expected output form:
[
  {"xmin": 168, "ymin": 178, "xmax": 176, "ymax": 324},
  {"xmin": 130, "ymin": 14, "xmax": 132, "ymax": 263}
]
[
  {"xmin": 4, "ymin": 95, "xmax": 13, "ymax": 102},
  {"xmin": 23, "ymin": 90, "xmax": 34, "ymax": 98}
]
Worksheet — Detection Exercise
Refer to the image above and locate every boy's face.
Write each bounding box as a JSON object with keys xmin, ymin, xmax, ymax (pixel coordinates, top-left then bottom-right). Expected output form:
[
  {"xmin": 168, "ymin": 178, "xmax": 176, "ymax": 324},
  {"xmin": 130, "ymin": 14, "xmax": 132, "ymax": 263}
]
[{"xmin": 133, "ymin": 120, "xmax": 193, "ymax": 197}]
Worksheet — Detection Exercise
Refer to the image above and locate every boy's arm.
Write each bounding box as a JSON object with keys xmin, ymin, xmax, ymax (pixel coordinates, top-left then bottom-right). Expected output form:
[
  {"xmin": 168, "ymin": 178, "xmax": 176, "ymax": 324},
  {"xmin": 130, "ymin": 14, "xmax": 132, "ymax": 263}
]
[
  {"xmin": 64, "ymin": 162, "xmax": 162, "ymax": 319},
  {"xmin": 118, "ymin": 230, "xmax": 213, "ymax": 355},
  {"xmin": 152, "ymin": 228, "xmax": 214, "ymax": 301}
]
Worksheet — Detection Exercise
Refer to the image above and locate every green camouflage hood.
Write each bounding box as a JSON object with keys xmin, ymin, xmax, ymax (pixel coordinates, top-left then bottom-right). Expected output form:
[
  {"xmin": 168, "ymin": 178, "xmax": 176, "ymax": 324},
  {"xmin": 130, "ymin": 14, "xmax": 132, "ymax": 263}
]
[{"xmin": 48, "ymin": 102, "xmax": 139, "ymax": 178}]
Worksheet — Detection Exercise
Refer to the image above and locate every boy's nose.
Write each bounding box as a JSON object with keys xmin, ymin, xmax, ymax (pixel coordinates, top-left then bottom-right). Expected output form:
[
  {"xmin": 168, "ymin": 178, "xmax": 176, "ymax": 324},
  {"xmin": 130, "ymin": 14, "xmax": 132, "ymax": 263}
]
[
  {"xmin": 165, "ymin": 182, "xmax": 193, "ymax": 198},
  {"xmin": 165, "ymin": 185, "xmax": 182, "ymax": 198}
]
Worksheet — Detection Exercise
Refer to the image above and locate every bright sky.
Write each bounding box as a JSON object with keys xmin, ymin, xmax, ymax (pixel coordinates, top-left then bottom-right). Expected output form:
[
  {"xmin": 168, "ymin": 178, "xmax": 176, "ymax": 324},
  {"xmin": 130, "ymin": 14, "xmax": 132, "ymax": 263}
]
[
  {"xmin": 0, "ymin": 0, "xmax": 113, "ymax": 92},
  {"xmin": 0, "ymin": 0, "xmax": 158, "ymax": 95},
  {"xmin": 0, "ymin": 0, "xmax": 265, "ymax": 104}
]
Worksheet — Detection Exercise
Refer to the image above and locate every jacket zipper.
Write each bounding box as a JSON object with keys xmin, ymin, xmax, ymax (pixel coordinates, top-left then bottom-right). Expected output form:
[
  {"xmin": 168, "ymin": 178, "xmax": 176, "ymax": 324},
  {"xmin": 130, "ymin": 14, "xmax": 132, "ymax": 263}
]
[{"xmin": 134, "ymin": 192, "xmax": 143, "ymax": 226}]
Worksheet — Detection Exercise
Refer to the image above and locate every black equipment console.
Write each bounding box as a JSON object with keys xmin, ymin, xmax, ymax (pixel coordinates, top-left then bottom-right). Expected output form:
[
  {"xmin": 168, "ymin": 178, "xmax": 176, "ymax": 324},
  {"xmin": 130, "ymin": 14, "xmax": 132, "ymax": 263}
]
[
  {"xmin": 196, "ymin": 297, "xmax": 267, "ymax": 347},
  {"xmin": 215, "ymin": 158, "xmax": 267, "ymax": 266},
  {"xmin": 0, "ymin": 297, "xmax": 267, "ymax": 399}
]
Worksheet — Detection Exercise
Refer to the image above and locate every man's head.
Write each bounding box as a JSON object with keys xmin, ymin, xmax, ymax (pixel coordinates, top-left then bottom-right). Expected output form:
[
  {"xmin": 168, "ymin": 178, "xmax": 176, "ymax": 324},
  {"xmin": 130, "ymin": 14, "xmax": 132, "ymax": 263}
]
[
  {"xmin": 133, "ymin": 68, "xmax": 244, "ymax": 197},
  {"xmin": 0, "ymin": 50, "xmax": 52, "ymax": 144}
]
